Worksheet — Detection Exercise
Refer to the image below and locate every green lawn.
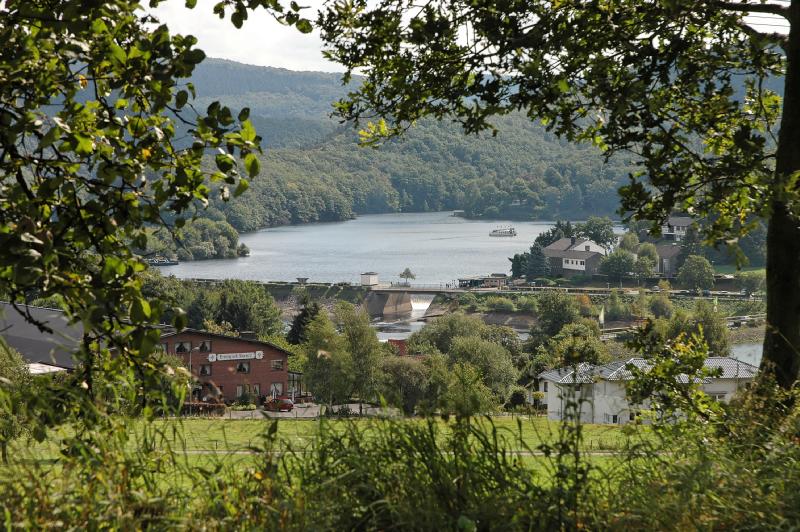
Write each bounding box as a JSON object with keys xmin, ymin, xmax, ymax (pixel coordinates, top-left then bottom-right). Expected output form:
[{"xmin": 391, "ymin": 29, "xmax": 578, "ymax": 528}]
[
  {"xmin": 714, "ymin": 264, "xmax": 765, "ymax": 275},
  {"xmin": 9, "ymin": 415, "xmax": 644, "ymax": 462}
]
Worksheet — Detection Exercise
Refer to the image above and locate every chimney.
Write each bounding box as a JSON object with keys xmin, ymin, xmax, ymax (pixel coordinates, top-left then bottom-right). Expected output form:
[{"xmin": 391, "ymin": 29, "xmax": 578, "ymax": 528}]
[
  {"xmin": 240, "ymin": 331, "xmax": 258, "ymax": 340},
  {"xmin": 570, "ymin": 236, "xmax": 576, "ymax": 246}
]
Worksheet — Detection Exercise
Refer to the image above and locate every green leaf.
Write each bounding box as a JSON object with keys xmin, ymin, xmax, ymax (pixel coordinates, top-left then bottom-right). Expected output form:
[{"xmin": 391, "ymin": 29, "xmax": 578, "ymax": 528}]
[
  {"xmin": 185, "ymin": 0, "xmax": 197, "ymax": 7},
  {"xmin": 215, "ymin": 153, "xmax": 235, "ymax": 172},
  {"xmin": 244, "ymin": 153, "xmax": 260, "ymax": 178},
  {"xmin": 557, "ymin": 78, "xmax": 569, "ymax": 93},
  {"xmin": 130, "ymin": 297, "xmax": 151, "ymax": 321},
  {"xmin": 234, "ymin": 178, "xmax": 250, "ymax": 196},
  {"xmin": 238, "ymin": 107, "xmax": 250, "ymax": 121},
  {"xmin": 74, "ymin": 134, "xmax": 94, "ymax": 155},
  {"xmin": 185, "ymin": 48, "xmax": 206, "ymax": 64},
  {"xmin": 296, "ymin": 19, "xmax": 313, "ymax": 33},
  {"xmin": 109, "ymin": 42, "xmax": 127, "ymax": 65},
  {"xmin": 240, "ymin": 119, "xmax": 256, "ymax": 142},
  {"xmin": 175, "ymin": 90, "xmax": 188, "ymax": 109}
]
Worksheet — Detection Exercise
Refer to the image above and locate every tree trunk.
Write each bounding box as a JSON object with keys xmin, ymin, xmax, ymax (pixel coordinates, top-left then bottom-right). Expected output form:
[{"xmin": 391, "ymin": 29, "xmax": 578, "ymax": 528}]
[{"xmin": 762, "ymin": 1, "xmax": 800, "ymax": 389}]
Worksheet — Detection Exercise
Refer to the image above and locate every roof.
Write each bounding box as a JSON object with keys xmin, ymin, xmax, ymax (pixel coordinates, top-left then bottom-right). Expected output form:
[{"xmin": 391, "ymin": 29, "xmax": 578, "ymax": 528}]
[
  {"xmin": 666, "ymin": 216, "xmax": 693, "ymax": 227},
  {"xmin": 655, "ymin": 243, "xmax": 682, "ymax": 259},
  {"xmin": 559, "ymin": 250, "xmax": 601, "ymax": 260},
  {"xmin": 545, "ymin": 237, "xmax": 588, "ymax": 252},
  {"xmin": 539, "ymin": 357, "xmax": 758, "ymax": 384},
  {"xmin": 361, "ymin": 272, "xmax": 378, "ymax": 275},
  {"xmin": 27, "ymin": 362, "xmax": 70, "ymax": 375},
  {"xmin": 539, "ymin": 362, "xmax": 597, "ymax": 384},
  {"xmin": 704, "ymin": 357, "xmax": 760, "ymax": 379},
  {"xmin": 0, "ymin": 302, "xmax": 81, "ymax": 369},
  {"xmin": 544, "ymin": 238, "xmax": 604, "ymax": 259},
  {"xmin": 160, "ymin": 328, "xmax": 295, "ymax": 356}
]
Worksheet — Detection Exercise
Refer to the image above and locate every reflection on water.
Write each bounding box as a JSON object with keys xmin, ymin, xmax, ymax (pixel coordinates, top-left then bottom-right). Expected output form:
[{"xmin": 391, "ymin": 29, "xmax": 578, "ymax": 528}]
[{"xmin": 731, "ymin": 343, "xmax": 762, "ymax": 366}]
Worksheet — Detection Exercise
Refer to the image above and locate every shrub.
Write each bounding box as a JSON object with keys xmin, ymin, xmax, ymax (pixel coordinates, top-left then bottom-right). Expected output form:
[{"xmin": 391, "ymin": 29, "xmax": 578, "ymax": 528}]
[
  {"xmin": 516, "ymin": 296, "xmax": 538, "ymax": 314},
  {"xmin": 485, "ymin": 296, "xmax": 516, "ymax": 312}
]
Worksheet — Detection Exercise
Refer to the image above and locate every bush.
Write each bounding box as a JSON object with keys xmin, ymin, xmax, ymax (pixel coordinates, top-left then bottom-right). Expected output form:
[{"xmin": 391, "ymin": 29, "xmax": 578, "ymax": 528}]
[
  {"xmin": 516, "ymin": 296, "xmax": 538, "ymax": 314},
  {"xmin": 485, "ymin": 296, "xmax": 516, "ymax": 312}
]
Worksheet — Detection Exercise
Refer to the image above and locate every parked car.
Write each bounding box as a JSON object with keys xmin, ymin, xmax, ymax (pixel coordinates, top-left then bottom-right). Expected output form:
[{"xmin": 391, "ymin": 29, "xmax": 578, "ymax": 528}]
[
  {"xmin": 264, "ymin": 397, "xmax": 294, "ymax": 412},
  {"xmin": 650, "ymin": 285, "xmax": 661, "ymax": 292}
]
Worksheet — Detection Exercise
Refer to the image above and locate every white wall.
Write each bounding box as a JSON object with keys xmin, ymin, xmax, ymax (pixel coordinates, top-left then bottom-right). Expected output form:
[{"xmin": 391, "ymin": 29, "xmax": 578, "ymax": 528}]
[
  {"xmin": 544, "ymin": 377, "xmax": 753, "ymax": 425},
  {"xmin": 562, "ymin": 258, "xmax": 587, "ymax": 271}
]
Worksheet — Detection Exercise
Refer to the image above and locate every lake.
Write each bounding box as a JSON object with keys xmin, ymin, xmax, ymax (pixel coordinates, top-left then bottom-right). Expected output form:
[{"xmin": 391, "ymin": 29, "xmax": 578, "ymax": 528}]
[
  {"xmin": 731, "ymin": 343, "xmax": 762, "ymax": 366},
  {"xmin": 165, "ymin": 212, "xmax": 595, "ymax": 284}
]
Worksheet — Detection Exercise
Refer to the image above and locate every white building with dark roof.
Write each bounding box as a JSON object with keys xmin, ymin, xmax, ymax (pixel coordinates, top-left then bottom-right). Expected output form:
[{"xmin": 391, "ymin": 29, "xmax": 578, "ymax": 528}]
[
  {"xmin": 661, "ymin": 216, "xmax": 693, "ymax": 241},
  {"xmin": 535, "ymin": 357, "xmax": 758, "ymax": 425},
  {"xmin": 542, "ymin": 237, "xmax": 607, "ymax": 276}
]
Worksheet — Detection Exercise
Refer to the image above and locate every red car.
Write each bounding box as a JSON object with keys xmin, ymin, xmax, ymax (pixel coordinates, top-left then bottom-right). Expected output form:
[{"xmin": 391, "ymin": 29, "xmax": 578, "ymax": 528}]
[{"xmin": 264, "ymin": 397, "xmax": 294, "ymax": 412}]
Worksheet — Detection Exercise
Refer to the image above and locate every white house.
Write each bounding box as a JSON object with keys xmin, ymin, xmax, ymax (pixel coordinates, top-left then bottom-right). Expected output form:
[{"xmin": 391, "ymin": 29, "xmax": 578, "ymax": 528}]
[
  {"xmin": 661, "ymin": 216, "xmax": 693, "ymax": 242},
  {"xmin": 542, "ymin": 237, "xmax": 607, "ymax": 276},
  {"xmin": 534, "ymin": 357, "xmax": 758, "ymax": 425}
]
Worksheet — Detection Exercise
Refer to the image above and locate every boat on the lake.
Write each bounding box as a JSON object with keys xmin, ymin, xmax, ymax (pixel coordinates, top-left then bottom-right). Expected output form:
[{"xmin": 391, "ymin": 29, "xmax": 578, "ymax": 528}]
[
  {"xmin": 145, "ymin": 257, "xmax": 179, "ymax": 266},
  {"xmin": 489, "ymin": 226, "xmax": 517, "ymax": 237}
]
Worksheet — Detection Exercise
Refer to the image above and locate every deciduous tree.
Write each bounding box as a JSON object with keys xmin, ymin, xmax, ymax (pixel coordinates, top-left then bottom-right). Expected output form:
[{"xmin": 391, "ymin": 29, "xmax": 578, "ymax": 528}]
[
  {"xmin": 0, "ymin": 0, "xmax": 311, "ymax": 419},
  {"xmin": 678, "ymin": 255, "xmax": 716, "ymax": 292},
  {"xmin": 319, "ymin": 0, "xmax": 799, "ymax": 387}
]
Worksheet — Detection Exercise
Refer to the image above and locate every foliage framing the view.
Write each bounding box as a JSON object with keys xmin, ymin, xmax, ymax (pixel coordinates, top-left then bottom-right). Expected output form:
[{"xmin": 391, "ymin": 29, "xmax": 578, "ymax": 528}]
[
  {"xmin": 0, "ymin": 0, "xmax": 310, "ymax": 423},
  {"xmin": 319, "ymin": 0, "xmax": 800, "ymax": 387}
]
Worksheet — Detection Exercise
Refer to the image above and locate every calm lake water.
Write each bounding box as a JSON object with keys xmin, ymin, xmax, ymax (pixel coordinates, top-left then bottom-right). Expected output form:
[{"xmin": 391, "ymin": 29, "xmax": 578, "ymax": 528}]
[
  {"xmin": 731, "ymin": 343, "xmax": 763, "ymax": 366},
  {"xmin": 165, "ymin": 212, "xmax": 588, "ymax": 284}
]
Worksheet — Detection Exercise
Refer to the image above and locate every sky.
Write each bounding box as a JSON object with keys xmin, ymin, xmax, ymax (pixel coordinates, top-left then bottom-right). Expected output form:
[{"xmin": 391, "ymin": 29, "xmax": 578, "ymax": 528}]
[
  {"xmin": 151, "ymin": 0, "xmax": 342, "ymax": 72},
  {"xmin": 152, "ymin": 1, "xmax": 791, "ymax": 74}
]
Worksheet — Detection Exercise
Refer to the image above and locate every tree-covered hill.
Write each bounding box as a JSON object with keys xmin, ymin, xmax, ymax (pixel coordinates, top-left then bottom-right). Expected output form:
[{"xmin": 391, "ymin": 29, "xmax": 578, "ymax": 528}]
[{"xmin": 190, "ymin": 59, "xmax": 635, "ymax": 232}]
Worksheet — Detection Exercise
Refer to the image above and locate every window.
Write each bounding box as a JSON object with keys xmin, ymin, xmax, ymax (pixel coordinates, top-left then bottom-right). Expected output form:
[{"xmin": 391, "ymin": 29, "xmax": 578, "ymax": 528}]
[
  {"xmin": 236, "ymin": 385, "xmax": 243, "ymax": 398},
  {"xmin": 199, "ymin": 364, "xmax": 212, "ymax": 377},
  {"xmin": 629, "ymin": 412, "xmax": 636, "ymax": 421},
  {"xmin": 612, "ymin": 414, "xmax": 619, "ymax": 424},
  {"xmin": 543, "ymin": 382, "xmax": 548, "ymax": 392},
  {"xmin": 158, "ymin": 342, "xmax": 168, "ymax": 353},
  {"xmin": 585, "ymin": 245, "xmax": 590, "ymax": 251},
  {"xmin": 579, "ymin": 260, "xmax": 584, "ymax": 265},
  {"xmin": 269, "ymin": 382, "xmax": 283, "ymax": 397},
  {"xmin": 709, "ymin": 393, "xmax": 726, "ymax": 402},
  {"xmin": 236, "ymin": 362, "xmax": 250, "ymax": 374},
  {"xmin": 271, "ymin": 359, "xmax": 284, "ymax": 371},
  {"xmin": 198, "ymin": 340, "xmax": 212, "ymax": 352},
  {"xmin": 175, "ymin": 341, "xmax": 191, "ymax": 354},
  {"xmin": 252, "ymin": 384, "xmax": 260, "ymax": 396}
]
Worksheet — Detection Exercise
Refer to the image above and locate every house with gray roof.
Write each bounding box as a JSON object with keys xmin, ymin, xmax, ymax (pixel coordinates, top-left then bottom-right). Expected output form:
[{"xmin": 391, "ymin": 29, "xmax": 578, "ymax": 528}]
[
  {"xmin": 542, "ymin": 237, "xmax": 606, "ymax": 276},
  {"xmin": 534, "ymin": 356, "xmax": 758, "ymax": 425},
  {"xmin": 661, "ymin": 216, "xmax": 694, "ymax": 242}
]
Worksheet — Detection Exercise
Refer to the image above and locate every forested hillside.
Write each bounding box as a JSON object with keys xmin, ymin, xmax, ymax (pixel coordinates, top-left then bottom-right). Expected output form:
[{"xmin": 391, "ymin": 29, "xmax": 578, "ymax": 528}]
[{"xmin": 191, "ymin": 59, "xmax": 634, "ymax": 232}]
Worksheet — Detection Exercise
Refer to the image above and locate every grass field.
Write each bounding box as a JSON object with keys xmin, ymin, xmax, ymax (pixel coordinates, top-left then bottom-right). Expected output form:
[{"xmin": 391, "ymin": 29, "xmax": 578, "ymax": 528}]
[
  {"xmin": 9, "ymin": 415, "xmax": 643, "ymax": 464},
  {"xmin": 714, "ymin": 264, "xmax": 765, "ymax": 275}
]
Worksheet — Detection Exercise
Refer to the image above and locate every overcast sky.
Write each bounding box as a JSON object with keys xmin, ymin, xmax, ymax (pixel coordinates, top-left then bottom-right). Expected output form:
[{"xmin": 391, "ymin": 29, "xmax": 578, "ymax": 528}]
[
  {"xmin": 152, "ymin": 2, "xmax": 791, "ymax": 74},
  {"xmin": 152, "ymin": 0, "xmax": 342, "ymax": 72}
]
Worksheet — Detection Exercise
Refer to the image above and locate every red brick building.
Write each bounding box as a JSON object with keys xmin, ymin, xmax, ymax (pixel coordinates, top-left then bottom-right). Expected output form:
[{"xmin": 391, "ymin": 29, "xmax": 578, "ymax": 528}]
[{"xmin": 160, "ymin": 329, "xmax": 300, "ymax": 403}]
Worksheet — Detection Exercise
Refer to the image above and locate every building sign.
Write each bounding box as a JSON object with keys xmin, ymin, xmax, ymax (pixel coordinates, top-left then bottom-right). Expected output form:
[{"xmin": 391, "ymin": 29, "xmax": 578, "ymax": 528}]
[{"xmin": 207, "ymin": 351, "xmax": 263, "ymax": 362}]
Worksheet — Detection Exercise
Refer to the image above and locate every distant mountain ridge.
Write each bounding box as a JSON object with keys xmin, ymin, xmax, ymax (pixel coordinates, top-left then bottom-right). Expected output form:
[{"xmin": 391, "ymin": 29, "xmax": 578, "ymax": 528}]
[{"xmin": 189, "ymin": 58, "xmax": 636, "ymax": 232}]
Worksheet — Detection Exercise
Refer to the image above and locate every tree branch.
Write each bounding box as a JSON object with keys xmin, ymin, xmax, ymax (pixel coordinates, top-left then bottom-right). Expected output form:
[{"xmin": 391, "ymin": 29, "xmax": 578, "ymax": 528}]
[{"xmin": 715, "ymin": 1, "xmax": 790, "ymax": 17}]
